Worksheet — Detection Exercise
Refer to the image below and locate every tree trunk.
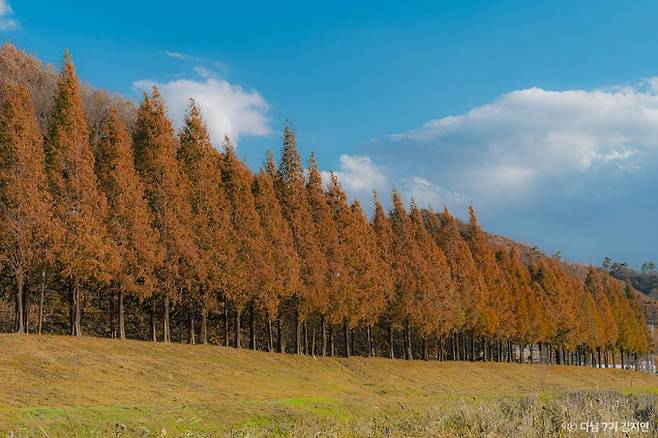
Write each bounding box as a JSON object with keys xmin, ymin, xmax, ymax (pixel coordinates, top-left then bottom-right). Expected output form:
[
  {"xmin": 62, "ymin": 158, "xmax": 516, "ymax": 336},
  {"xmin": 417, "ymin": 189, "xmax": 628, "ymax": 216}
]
[
  {"xmin": 224, "ymin": 300, "xmax": 230, "ymax": 347},
  {"xmin": 276, "ymin": 319, "xmax": 283, "ymax": 353},
  {"xmin": 303, "ymin": 320, "xmax": 309, "ymax": 355},
  {"xmin": 162, "ymin": 292, "xmax": 170, "ymax": 343},
  {"xmin": 450, "ymin": 333, "xmax": 457, "ymax": 360},
  {"xmin": 150, "ymin": 297, "xmax": 157, "ymax": 342},
  {"xmin": 15, "ymin": 275, "xmax": 25, "ymax": 334},
  {"xmin": 621, "ymin": 347, "xmax": 625, "ymax": 369},
  {"xmin": 294, "ymin": 309, "xmax": 301, "ymax": 354},
  {"xmin": 470, "ymin": 332, "xmax": 475, "ymax": 362},
  {"xmin": 422, "ymin": 336, "xmax": 428, "ymax": 361},
  {"xmin": 389, "ymin": 325, "xmax": 395, "ymax": 359},
  {"xmin": 235, "ymin": 307, "xmax": 241, "ymax": 349},
  {"xmin": 200, "ymin": 304, "xmax": 207, "ymax": 345},
  {"xmin": 366, "ymin": 325, "xmax": 373, "ymax": 357},
  {"xmin": 249, "ymin": 304, "xmax": 256, "ymax": 350},
  {"xmin": 70, "ymin": 278, "xmax": 82, "ymax": 337},
  {"xmin": 597, "ymin": 347, "xmax": 602, "ymax": 368},
  {"xmin": 351, "ymin": 328, "xmax": 355, "ymax": 356},
  {"xmin": 23, "ymin": 279, "xmax": 30, "ymax": 333},
  {"xmin": 481, "ymin": 336, "xmax": 487, "ymax": 362},
  {"xmin": 404, "ymin": 322, "xmax": 413, "ymax": 360},
  {"xmin": 329, "ymin": 324, "xmax": 335, "ymax": 357},
  {"xmin": 312, "ymin": 327, "xmax": 316, "ymax": 356},
  {"xmin": 188, "ymin": 306, "xmax": 195, "ymax": 344},
  {"xmin": 267, "ymin": 318, "xmax": 273, "ymax": 352},
  {"xmin": 38, "ymin": 268, "xmax": 46, "ymax": 335},
  {"xmin": 109, "ymin": 291, "xmax": 116, "ymax": 339},
  {"xmin": 343, "ymin": 321, "xmax": 350, "ymax": 358},
  {"xmin": 321, "ymin": 314, "xmax": 327, "ymax": 357},
  {"xmin": 118, "ymin": 290, "xmax": 126, "ymax": 340},
  {"xmin": 518, "ymin": 343, "xmax": 524, "ymax": 364}
]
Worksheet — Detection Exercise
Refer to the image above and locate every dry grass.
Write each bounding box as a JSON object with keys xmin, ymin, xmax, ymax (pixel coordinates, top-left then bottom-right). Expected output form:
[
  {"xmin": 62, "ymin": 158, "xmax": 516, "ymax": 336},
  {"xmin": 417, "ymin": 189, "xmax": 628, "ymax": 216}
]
[{"xmin": 0, "ymin": 334, "xmax": 656, "ymax": 436}]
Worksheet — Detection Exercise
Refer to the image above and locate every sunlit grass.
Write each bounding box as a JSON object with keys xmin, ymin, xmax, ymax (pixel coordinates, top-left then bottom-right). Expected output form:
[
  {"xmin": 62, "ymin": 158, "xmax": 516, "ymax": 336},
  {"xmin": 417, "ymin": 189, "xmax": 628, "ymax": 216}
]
[{"xmin": 0, "ymin": 334, "xmax": 656, "ymax": 436}]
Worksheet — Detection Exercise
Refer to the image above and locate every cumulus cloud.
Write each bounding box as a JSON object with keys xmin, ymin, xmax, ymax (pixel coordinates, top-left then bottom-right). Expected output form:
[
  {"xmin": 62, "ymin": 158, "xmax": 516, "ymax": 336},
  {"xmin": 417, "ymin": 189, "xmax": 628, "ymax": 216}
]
[
  {"xmin": 133, "ymin": 76, "xmax": 270, "ymax": 146},
  {"xmin": 0, "ymin": 0, "xmax": 18, "ymax": 31},
  {"xmin": 377, "ymin": 82, "xmax": 658, "ymax": 206},
  {"xmin": 321, "ymin": 155, "xmax": 388, "ymax": 197},
  {"xmin": 321, "ymin": 154, "xmax": 463, "ymax": 211},
  {"xmin": 357, "ymin": 79, "xmax": 658, "ymax": 265}
]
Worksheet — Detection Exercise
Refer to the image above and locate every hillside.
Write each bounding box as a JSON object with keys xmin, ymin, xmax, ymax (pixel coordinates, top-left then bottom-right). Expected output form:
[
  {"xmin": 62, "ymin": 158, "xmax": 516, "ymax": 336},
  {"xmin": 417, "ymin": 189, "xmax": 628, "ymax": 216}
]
[{"xmin": 0, "ymin": 334, "xmax": 656, "ymax": 436}]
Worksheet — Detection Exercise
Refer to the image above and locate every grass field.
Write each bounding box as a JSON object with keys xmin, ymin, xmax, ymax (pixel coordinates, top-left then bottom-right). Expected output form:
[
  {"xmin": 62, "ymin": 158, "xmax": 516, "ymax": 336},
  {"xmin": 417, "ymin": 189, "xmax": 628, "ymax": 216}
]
[{"xmin": 0, "ymin": 334, "xmax": 657, "ymax": 437}]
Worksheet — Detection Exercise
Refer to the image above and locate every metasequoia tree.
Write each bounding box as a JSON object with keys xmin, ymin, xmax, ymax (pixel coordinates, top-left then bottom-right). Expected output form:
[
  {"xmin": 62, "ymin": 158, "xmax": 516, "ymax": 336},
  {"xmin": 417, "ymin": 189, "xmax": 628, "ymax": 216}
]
[
  {"xmin": 177, "ymin": 100, "xmax": 233, "ymax": 344},
  {"xmin": 95, "ymin": 108, "xmax": 162, "ymax": 340},
  {"xmin": 221, "ymin": 138, "xmax": 267, "ymax": 349},
  {"xmin": 584, "ymin": 267, "xmax": 618, "ymax": 366},
  {"xmin": 497, "ymin": 248, "xmax": 533, "ymax": 360},
  {"xmin": 465, "ymin": 206, "xmax": 513, "ymax": 359},
  {"xmin": 307, "ymin": 157, "xmax": 340, "ymax": 356},
  {"xmin": 275, "ymin": 126, "xmax": 324, "ymax": 354},
  {"xmin": 425, "ymin": 207, "xmax": 481, "ymax": 359},
  {"xmin": 409, "ymin": 202, "xmax": 456, "ymax": 360},
  {"xmin": 0, "ymin": 44, "xmax": 653, "ymax": 364},
  {"xmin": 133, "ymin": 87, "xmax": 197, "ymax": 343},
  {"xmin": 0, "ymin": 85, "xmax": 59, "ymax": 333},
  {"xmin": 388, "ymin": 192, "xmax": 425, "ymax": 360},
  {"xmin": 45, "ymin": 51, "xmax": 118, "ymax": 336},
  {"xmin": 371, "ymin": 193, "xmax": 396, "ymax": 358},
  {"xmin": 253, "ymin": 165, "xmax": 300, "ymax": 352}
]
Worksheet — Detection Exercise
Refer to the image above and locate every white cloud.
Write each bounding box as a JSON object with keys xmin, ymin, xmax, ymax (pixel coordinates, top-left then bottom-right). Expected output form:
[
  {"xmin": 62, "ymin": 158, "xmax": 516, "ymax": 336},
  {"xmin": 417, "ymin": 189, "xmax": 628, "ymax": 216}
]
[
  {"xmin": 164, "ymin": 51, "xmax": 187, "ymax": 60},
  {"xmin": 322, "ymin": 154, "xmax": 463, "ymax": 211},
  {"xmin": 193, "ymin": 66, "xmax": 216, "ymax": 79},
  {"xmin": 133, "ymin": 77, "xmax": 270, "ymax": 145},
  {"xmin": 322, "ymin": 155, "xmax": 388, "ymax": 196},
  {"xmin": 402, "ymin": 177, "xmax": 462, "ymax": 209},
  {"xmin": 379, "ymin": 82, "xmax": 658, "ymax": 206},
  {"xmin": 0, "ymin": 0, "xmax": 18, "ymax": 31},
  {"xmin": 164, "ymin": 50, "xmax": 230, "ymax": 73}
]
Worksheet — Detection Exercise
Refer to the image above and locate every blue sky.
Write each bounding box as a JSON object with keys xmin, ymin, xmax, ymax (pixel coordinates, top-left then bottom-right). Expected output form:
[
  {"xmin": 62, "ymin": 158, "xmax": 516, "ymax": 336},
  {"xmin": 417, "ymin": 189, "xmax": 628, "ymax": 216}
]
[{"xmin": 3, "ymin": 0, "xmax": 658, "ymax": 267}]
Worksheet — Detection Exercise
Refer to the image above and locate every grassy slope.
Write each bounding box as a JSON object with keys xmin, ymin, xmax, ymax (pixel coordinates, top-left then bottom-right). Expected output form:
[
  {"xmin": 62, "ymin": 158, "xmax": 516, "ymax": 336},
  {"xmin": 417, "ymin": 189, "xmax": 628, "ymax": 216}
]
[{"xmin": 0, "ymin": 334, "xmax": 656, "ymax": 436}]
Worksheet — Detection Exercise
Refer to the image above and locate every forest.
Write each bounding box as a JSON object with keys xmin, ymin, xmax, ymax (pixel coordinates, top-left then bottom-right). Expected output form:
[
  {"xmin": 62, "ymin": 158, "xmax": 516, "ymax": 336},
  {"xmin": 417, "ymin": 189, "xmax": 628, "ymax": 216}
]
[{"xmin": 0, "ymin": 45, "xmax": 652, "ymax": 369}]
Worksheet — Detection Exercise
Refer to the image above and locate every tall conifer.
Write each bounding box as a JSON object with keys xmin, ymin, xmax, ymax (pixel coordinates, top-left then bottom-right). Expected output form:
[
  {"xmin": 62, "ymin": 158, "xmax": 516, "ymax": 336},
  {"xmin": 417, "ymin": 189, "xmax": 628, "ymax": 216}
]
[
  {"xmin": 133, "ymin": 87, "xmax": 197, "ymax": 342},
  {"xmin": 95, "ymin": 108, "xmax": 163, "ymax": 340},
  {"xmin": 0, "ymin": 85, "xmax": 59, "ymax": 333},
  {"xmin": 45, "ymin": 51, "xmax": 118, "ymax": 336}
]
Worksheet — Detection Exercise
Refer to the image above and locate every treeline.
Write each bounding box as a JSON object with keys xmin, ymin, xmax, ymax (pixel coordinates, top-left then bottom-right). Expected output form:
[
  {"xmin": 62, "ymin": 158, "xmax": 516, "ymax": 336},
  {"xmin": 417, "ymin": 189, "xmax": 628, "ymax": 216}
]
[{"xmin": 0, "ymin": 51, "xmax": 652, "ymax": 368}]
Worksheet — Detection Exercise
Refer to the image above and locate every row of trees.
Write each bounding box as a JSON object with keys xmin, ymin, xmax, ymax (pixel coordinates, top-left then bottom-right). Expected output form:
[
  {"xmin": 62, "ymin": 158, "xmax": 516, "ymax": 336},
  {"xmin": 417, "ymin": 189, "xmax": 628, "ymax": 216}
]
[{"xmin": 0, "ymin": 52, "xmax": 652, "ymax": 367}]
